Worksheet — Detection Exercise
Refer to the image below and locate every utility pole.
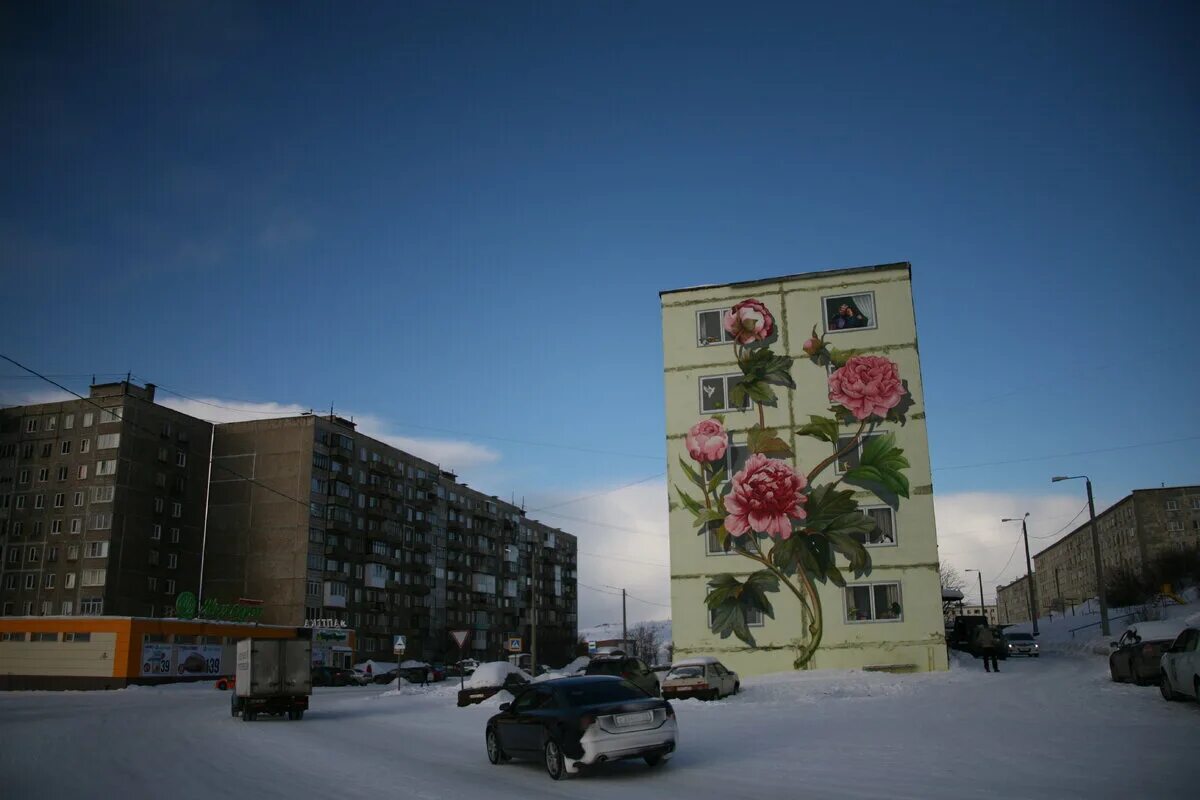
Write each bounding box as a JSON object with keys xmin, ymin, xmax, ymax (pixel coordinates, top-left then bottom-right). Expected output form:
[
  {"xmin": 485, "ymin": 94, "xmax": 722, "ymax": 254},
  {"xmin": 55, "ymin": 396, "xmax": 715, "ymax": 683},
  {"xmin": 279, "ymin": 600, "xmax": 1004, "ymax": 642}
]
[
  {"xmin": 1054, "ymin": 568, "xmax": 1064, "ymax": 620},
  {"xmin": 1003, "ymin": 514, "xmax": 1038, "ymax": 635},
  {"xmin": 1052, "ymin": 476, "xmax": 1110, "ymax": 636},
  {"xmin": 531, "ymin": 533, "xmax": 539, "ymax": 676},
  {"xmin": 621, "ymin": 589, "xmax": 627, "ymax": 653}
]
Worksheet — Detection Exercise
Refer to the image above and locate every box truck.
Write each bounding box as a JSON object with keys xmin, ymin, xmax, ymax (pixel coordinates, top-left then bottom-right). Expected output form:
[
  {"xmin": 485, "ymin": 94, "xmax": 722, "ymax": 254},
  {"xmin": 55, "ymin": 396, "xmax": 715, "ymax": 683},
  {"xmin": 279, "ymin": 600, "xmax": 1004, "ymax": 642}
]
[{"xmin": 232, "ymin": 638, "xmax": 312, "ymax": 721}]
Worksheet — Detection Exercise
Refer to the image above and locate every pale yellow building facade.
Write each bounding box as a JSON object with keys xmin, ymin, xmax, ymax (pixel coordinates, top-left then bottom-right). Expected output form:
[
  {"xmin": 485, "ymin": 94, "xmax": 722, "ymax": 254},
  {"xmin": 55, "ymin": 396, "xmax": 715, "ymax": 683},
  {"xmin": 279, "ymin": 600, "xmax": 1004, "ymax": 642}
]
[{"xmin": 660, "ymin": 263, "xmax": 947, "ymax": 677}]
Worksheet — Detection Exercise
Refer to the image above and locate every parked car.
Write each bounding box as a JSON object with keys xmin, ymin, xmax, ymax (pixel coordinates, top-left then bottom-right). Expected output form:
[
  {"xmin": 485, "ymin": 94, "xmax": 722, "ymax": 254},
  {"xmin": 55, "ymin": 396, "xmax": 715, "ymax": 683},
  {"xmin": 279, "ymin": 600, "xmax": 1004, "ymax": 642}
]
[
  {"xmin": 485, "ymin": 676, "xmax": 677, "ymax": 780},
  {"xmin": 457, "ymin": 662, "xmax": 531, "ymax": 707},
  {"xmin": 312, "ymin": 666, "xmax": 357, "ymax": 687},
  {"xmin": 1110, "ymin": 621, "xmax": 1184, "ymax": 685},
  {"xmin": 584, "ymin": 656, "xmax": 660, "ymax": 697},
  {"xmin": 373, "ymin": 668, "xmax": 400, "ymax": 685},
  {"xmin": 350, "ymin": 668, "xmax": 373, "ymax": 686},
  {"xmin": 1005, "ymin": 631, "xmax": 1039, "ymax": 659},
  {"xmin": 214, "ymin": 675, "xmax": 236, "ymax": 691},
  {"xmin": 661, "ymin": 657, "xmax": 739, "ymax": 700},
  {"xmin": 1159, "ymin": 626, "xmax": 1200, "ymax": 702}
]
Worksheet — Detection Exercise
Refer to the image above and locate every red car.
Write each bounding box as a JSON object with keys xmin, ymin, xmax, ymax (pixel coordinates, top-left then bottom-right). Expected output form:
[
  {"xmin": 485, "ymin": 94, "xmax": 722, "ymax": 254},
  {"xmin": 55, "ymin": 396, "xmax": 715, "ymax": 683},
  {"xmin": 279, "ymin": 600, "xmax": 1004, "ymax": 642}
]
[{"xmin": 215, "ymin": 675, "xmax": 236, "ymax": 691}]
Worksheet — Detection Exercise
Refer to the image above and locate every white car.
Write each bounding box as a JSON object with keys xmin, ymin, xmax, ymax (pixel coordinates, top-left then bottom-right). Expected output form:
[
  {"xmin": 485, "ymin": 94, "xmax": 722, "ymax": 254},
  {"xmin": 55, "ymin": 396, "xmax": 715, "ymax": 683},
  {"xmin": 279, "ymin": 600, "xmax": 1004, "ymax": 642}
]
[
  {"xmin": 661, "ymin": 656, "xmax": 740, "ymax": 700},
  {"xmin": 1159, "ymin": 626, "xmax": 1200, "ymax": 703}
]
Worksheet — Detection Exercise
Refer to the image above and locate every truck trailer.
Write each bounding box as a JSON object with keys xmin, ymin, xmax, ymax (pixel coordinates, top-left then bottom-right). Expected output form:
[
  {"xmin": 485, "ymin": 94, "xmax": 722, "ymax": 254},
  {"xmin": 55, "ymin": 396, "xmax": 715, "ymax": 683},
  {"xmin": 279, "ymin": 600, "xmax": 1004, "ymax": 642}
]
[{"xmin": 232, "ymin": 638, "xmax": 312, "ymax": 721}]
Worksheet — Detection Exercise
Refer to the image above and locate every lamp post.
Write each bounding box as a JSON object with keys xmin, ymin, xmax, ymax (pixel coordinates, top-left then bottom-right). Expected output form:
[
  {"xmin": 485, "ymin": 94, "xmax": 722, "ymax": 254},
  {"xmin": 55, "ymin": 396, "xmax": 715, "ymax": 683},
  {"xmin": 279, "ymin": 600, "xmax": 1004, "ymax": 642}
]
[
  {"xmin": 964, "ymin": 569, "xmax": 986, "ymax": 620},
  {"xmin": 1052, "ymin": 476, "xmax": 1109, "ymax": 636},
  {"xmin": 1002, "ymin": 513, "xmax": 1038, "ymax": 635}
]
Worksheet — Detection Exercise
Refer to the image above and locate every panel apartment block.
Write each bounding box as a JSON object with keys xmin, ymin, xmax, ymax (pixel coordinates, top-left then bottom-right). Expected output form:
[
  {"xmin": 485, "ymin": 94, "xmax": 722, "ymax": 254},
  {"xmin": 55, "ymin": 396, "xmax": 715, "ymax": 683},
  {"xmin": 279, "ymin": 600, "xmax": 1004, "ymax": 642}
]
[
  {"xmin": 205, "ymin": 414, "xmax": 578, "ymax": 665},
  {"xmin": 660, "ymin": 263, "xmax": 946, "ymax": 677},
  {"xmin": 0, "ymin": 382, "xmax": 213, "ymax": 619}
]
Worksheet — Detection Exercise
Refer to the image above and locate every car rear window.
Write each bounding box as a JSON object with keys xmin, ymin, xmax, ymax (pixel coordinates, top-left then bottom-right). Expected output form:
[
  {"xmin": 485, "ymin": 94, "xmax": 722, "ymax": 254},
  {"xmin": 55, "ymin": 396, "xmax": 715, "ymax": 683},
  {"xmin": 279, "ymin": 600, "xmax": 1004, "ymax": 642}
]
[
  {"xmin": 667, "ymin": 666, "xmax": 704, "ymax": 679},
  {"xmin": 584, "ymin": 660, "xmax": 625, "ymax": 676},
  {"xmin": 560, "ymin": 680, "xmax": 647, "ymax": 706}
]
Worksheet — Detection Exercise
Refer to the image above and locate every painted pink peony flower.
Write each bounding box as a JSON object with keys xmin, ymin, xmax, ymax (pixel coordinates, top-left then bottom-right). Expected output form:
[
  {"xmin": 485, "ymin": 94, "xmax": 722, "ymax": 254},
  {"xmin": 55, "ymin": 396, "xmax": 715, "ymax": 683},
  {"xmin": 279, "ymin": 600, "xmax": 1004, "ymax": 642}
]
[
  {"xmin": 723, "ymin": 299, "xmax": 775, "ymax": 345},
  {"xmin": 829, "ymin": 355, "xmax": 906, "ymax": 420},
  {"xmin": 723, "ymin": 453, "xmax": 808, "ymax": 539},
  {"xmin": 685, "ymin": 418, "xmax": 728, "ymax": 463}
]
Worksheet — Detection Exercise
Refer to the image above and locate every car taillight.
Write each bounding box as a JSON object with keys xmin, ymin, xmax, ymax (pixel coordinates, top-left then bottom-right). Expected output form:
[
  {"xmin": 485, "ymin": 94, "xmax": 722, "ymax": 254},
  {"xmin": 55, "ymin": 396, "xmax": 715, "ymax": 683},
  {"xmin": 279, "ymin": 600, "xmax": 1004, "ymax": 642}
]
[
  {"xmin": 695, "ymin": 682, "xmax": 709, "ymax": 689},
  {"xmin": 580, "ymin": 715, "xmax": 595, "ymax": 731}
]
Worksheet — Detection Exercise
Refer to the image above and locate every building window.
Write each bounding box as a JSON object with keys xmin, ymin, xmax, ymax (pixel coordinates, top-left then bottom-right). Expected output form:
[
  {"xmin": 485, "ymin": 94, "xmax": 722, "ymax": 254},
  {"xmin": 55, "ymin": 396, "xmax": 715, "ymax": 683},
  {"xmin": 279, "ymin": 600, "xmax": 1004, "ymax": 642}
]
[
  {"xmin": 37, "ymin": 467, "xmax": 49, "ymax": 482},
  {"xmin": 78, "ymin": 464, "xmax": 88, "ymax": 480},
  {"xmin": 92, "ymin": 486, "xmax": 114, "ymax": 503},
  {"xmin": 176, "ymin": 451, "xmax": 186, "ymax": 467},
  {"xmin": 51, "ymin": 519, "xmax": 63, "ymax": 534},
  {"xmin": 4, "ymin": 575, "xmax": 14, "ymax": 590},
  {"xmin": 698, "ymin": 374, "xmax": 751, "ymax": 414},
  {"xmin": 167, "ymin": 553, "xmax": 178, "ymax": 569},
  {"xmin": 852, "ymin": 507, "xmax": 897, "ymax": 546},
  {"xmin": 148, "ymin": 576, "xmax": 158, "ymax": 591},
  {"xmin": 96, "ymin": 433, "xmax": 121, "ymax": 450},
  {"xmin": 823, "ymin": 291, "xmax": 878, "ymax": 334},
  {"xmin": 1191, "ymin": 498, "xmax": 1200, "ymax": 510},
  {"xmin": 835, "ymin": 432, "xmax": 886, "ymax": 474},
  {"xmin": 80, "ymin": 438, "xmax": 90, "ymax": 453},
  {"xmin": 27, "ymin": 546, "xmax": 40, "ymax": 562},
  {"xmin": 18, "ymin": 469, "xmax": 29, "ymax": 485},
  {"xmin": 65, "ymin": 573, "xmax": 76, "ymax": 589},
  {"xmin": 69, "ymin": 518, "xmax": 82, "ymax": 535},
  {"xmin": 61, "ymin": 601, "xmax": 74, "ymax": 615},
  {"xmin": 696, "ymin": 308, "xmax": 736, "ymax": 346},
  {"xmin": 85, "ymin": 541, "xmax": 109, "ymax": 559},
  {"xmin": 61, "ymin": 441, "xmax": 72, "ymax": 455},
  {"xmin": 44, "ymin": 573, "xmax": 55, "ymax": 589},
  {"xmin": 81, "ymin": 569, "xmax": 106, "ymax": 586},
  {"xmin": 1166, "ymin": 500, "xmax": 1179, "ymax": 511},
  {"xmin": 25, "ymin": 574, "xmax": 36, "ymax": 590},
  {"xmin": 34, "ymin": 494, "xmax": 44, "ymax": 510},
  {"xmin": 15, "ymin": 496, "xmax": 25, "ymax": 510},
  {"xmin": 149, "ymin": 550, "xmax": 160, "ymax": 565},
  {"xmin": 47, "ymin": 415, "xmax": 57, "ymax": 430},
  {"xmin": 1167, "ymin": 521, "xmax": 1184, "ymax": 532},
  {"xmin": 25, "ymin": 418, "xmax": 38, "ymax": 433},
  {"xmin": 164, "ymin": 579, "xmax": 175, "ymax": 596},
  {"xmin": 96, "ymin": 460, "xmax": 117, "ymax": 476},
  {"xmin": 67, "ymin": 545, "xmax": 79, "ymax": 561},
  {"xmin": 170, "ymin": 527, "xmax": 180, "ymax": 543},
  {"xmin": 154, "ymin": 497, "xmax": 164, "ymax": 513},
  {"xmin": 73, "ymin": 491, "xmax": 84, "ymax": 507},
  {"xmin": 89, "ymin": 514, "xmax": 112, "ymax": 530},
  {"xmin": 79, "ymin": 597, "xmax": 103, "ymax": 615},
  {"xmin": 53, "ymin": 493, "xmax": 65, "ymax": 508},
  {"xmin": 845, "ymin": 582, "xmax": 903, "ymax": 622},
  {"xmin": 152, "ymin": 524, "xmax": 162, "ymax": 540}
]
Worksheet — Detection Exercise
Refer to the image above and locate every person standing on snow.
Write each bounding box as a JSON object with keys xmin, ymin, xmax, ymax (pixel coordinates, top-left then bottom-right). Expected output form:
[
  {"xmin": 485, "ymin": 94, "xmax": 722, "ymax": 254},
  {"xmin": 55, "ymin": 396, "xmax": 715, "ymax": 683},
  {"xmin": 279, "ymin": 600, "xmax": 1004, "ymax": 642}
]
[{"xmin": 975, "ymin": 625, "xmax": 999, "ymax": 672}]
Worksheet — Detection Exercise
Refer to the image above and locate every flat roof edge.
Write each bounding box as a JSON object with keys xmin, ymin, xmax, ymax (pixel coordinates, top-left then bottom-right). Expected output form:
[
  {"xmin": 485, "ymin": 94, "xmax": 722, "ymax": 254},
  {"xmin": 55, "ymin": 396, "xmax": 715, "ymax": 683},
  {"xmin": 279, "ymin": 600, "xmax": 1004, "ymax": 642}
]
[{"xmin": 659, "ymin": 261, "xmax": 911, "ymax": 297}]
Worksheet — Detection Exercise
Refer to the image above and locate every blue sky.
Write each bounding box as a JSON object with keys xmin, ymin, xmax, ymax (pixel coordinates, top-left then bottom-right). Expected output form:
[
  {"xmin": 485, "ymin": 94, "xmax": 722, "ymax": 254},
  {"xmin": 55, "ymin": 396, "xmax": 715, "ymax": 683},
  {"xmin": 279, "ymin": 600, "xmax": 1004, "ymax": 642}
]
[{"xmin": 2, "ymin": 2, "xmax": 1198, "ymax": 620}]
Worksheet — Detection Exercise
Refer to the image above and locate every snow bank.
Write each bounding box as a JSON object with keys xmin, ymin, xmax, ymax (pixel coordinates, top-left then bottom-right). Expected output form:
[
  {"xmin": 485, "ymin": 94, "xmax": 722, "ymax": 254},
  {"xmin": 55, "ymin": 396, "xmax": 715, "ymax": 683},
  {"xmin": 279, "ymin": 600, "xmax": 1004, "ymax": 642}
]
[
  {"xmin": 532, "ymin": 656, "xmax": 589, "ymax": 681},
  {"xmin": 462, "ymin": 661, "xmax": 531, "ymax": 690}
]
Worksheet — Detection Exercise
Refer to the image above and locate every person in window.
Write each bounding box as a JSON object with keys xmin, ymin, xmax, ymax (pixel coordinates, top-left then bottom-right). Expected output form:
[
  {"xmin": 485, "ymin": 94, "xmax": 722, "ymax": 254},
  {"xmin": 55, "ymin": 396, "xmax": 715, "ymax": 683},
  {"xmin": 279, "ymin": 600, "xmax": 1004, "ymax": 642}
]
[
  {"xmin": 974, "ymin": 625, "xmax": 999, "ymax": 672},
  {"xmin": 831, "ymin": 299, "xmax": 869, "ymax": 330}
]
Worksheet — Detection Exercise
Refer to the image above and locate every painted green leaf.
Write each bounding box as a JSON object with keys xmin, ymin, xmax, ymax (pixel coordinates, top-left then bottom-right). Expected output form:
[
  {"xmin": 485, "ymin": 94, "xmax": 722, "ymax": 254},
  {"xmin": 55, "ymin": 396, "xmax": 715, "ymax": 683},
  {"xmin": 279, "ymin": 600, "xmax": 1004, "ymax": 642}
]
[
  {"xmin": 705, "ymin": 465, "xmax": 727, "ymax": 495},
  {"xmin": 802, "ymin": 484, "xmax": 859, "ymax": 532},
  {"xmin": 735, "ymin": 379, "xmax": 776, "ymax": 405},
  {"xmin": 845, "ymin": 432, "xmax": 911, "ymax": 499},
  {"xmin": 802, "ymin": 534, "xmax": 833, "ymax": 582},
  {"xmin": 796, "ymin": 415, "xmax": 840, "ymax": 444},
  {"xmin": 705, "ymin": 571, "xmax": 779, "ymax": 646},
  {"xmin": 825, "ymin": 529, "xmax": 872, "ymax": 576},
  {"xmin": 747, "ymin": 425, "xmax": 792, "ymax": 457},
  {"xmin": 675, "ymin": 485, "xmax": 704, "ymax": 515},
  {"xmin": 825, "ymin": 562, "xmax": 847, "ymax": 588},
  {"xmin": 826, "ymin": 347, "xmax": 851, "ymax": 368},
  {"xmin": 678, "ymin": 457, "xmax": 706, "ymax": 490}
]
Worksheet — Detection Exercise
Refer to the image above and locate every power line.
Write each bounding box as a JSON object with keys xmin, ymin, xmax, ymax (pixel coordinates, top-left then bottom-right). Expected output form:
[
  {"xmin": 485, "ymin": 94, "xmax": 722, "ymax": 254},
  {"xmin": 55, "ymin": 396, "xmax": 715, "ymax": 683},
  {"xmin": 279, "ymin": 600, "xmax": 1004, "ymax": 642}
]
[
  {"xmin": 135, "ymin": 374, "xmax": 663, "ymax": 461},
  {"xmin": 527, "ymin": 472, "xmax": 666, "ymax": 514},
  {"xmin": 578, "ymin": 550, "xmax": 669, "ymax": 569},
  {"xmin": 1031, "ymin": 503, "xmax": 1089, "ymax": 540},
  {"xmin": 625, "ymin": 590, "xmax": 671, "ymax": 609},
  {"xmin": 934, "ymin": 434, "xmax": 1200, "ymax": 472},
  {"xmin": 988, "ymin": 532, "xmax": 1024, "ymax": 584},
  {"xmin": 534, "ymin": 508, "xmax": 668, "ymax": 538}
]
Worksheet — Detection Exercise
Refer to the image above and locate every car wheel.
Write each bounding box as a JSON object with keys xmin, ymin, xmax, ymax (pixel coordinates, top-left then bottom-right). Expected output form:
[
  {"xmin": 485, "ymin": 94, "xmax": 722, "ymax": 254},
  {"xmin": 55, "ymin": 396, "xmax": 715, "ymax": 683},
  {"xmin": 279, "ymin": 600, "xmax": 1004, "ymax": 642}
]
[
  {"xmin": 733, "ymin": 682, "xmax": 740, "ymax": 695},
  {"xmin": 486, "ymin": 727, "xmax": 507, "ymax": 765},
  {"xmin": 644, "ymin": 753, "xmax": 664, "ymax": 767},
  {"xmin": 544, "ymin": 739, "xmax": 567, "ymax": 780},
  {"xmin": 1109, "ymin": 660, "xmax": 1122, "ymax": 683},
  {"xmin": 1160, "ymin": 673, "xmax": 1178, "ymax": 701}
]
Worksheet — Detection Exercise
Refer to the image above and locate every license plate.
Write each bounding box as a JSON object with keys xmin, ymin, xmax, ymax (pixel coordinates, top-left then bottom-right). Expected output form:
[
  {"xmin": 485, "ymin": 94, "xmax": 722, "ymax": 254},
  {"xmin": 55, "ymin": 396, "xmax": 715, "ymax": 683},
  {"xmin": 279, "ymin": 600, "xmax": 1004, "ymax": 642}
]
[{"xmin": 615, "ymin": 711, "xmax": 653, "ymax": 726}]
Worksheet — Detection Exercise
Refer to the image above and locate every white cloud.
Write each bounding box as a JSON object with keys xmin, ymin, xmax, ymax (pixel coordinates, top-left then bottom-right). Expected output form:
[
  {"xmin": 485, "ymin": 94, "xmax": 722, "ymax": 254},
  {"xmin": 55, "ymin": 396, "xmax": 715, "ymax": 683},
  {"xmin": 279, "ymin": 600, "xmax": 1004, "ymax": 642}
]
[
  {"xmin": 0, "ymin": 388, "xmax": 75, "ymax": 407},
  {"xmin": 934, "ymin": 492, "xmax": 1090, "ymax": 602},
  {"xmin": 524, "ymin": 479, "xmax": 671, "ymax": 630}
]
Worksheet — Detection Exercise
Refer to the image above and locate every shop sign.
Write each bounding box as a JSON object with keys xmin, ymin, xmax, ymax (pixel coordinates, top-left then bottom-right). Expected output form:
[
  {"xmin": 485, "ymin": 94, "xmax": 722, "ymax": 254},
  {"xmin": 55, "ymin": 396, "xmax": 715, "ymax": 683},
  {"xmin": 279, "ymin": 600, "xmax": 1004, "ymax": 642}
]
[
  {"xmin": 141, "ymin": 643, "xmax": 173, "ymax": 676},
  {"xmin": 304, "ymin": 618, "xmax": 348, "ymax": 629},
  {"xmin": 313, "ymin": 628, "xmax": 349, "ymax": 643},
  {"xmin": 175, "ymin": 591, "xmax": 264, "ymax": 622},
  {"xmin": 175, "ymin": 644, "xmax": 223, "ymax": 676}
]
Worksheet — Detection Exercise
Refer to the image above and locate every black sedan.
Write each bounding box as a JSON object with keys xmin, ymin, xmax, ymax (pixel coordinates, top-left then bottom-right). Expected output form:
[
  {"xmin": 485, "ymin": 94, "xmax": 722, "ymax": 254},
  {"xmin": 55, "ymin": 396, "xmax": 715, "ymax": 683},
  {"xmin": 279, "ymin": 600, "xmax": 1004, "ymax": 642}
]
[{"xmin": 485, "ymin": 676, "xmax": 677, "ymax": 780}]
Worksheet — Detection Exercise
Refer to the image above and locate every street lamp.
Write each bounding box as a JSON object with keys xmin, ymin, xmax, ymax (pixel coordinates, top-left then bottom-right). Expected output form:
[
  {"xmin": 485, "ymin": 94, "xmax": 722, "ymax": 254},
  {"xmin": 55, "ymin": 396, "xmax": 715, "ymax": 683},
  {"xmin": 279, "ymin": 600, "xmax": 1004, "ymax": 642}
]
[
  {"xmin": 964, "ymin": 569, "xmax": 986, "ymax": 620},
  {"xmin": 1052, "ymin": 475, "xmax": 1109, "ymax": 636},
  {"xmin": 1001, "ymin": 513, "xmax": 1038, "ymax": 636}
]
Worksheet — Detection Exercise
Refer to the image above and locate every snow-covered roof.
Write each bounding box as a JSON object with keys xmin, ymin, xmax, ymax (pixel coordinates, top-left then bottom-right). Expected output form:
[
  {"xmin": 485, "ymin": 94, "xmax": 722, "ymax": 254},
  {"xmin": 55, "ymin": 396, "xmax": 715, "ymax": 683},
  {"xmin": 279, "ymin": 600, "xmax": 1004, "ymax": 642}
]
[{"xmin": 1121, "ymin": 620, "xmax": 1190, "ymax": 643}]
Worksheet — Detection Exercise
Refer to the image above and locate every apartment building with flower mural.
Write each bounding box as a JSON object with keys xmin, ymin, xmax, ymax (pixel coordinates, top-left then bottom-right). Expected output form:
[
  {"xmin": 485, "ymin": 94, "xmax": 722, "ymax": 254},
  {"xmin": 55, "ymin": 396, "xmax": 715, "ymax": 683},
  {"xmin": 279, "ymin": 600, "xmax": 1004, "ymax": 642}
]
[{"xmin": 660, "ymin": 262, "xmax": 947, "ymax": 677}]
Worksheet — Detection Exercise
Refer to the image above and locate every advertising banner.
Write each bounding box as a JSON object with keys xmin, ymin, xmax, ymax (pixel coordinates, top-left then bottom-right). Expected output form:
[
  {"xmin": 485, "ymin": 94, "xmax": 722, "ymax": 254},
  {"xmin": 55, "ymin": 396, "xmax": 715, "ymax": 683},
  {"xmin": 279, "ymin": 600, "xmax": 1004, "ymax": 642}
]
[
  {"xmin": 175, "ymin": 644, "xmax": 223, "ymax": 676},
  {"xmin": 140, "ymin": 643, "xmax": 173, "ymax": 677}
]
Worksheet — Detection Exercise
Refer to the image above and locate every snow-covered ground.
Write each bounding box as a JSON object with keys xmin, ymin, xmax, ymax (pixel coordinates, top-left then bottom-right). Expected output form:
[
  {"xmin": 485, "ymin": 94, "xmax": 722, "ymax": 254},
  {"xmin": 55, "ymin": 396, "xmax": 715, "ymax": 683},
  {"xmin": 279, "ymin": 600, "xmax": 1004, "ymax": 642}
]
[{"xmin": 1, "ymin": 651, "xmax": 1197, "ymax": 799}]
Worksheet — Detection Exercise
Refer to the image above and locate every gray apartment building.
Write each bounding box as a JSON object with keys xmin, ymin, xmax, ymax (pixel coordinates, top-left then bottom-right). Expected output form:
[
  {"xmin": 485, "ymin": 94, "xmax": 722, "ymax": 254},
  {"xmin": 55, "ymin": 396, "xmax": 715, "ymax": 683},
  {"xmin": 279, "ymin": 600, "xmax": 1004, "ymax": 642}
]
[
  {"xmin": 206, "ymin": 414, "xmax": 578, "ymax": 665},
  {"xmin": 997, "ymin": 485, "xmax": 1200, "ymax": 623},
  {"xmin": 0, "ymin": 382, "xmax": 214, "ymax": 618}
]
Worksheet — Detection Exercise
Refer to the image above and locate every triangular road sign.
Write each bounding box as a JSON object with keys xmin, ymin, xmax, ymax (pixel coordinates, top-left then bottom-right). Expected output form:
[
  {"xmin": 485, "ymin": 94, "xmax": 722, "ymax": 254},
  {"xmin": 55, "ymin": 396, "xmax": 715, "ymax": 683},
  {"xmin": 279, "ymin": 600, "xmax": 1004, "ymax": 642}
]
[{"xmin": 450, "ymin": 629, "xmax": 469, "ymax": 648}]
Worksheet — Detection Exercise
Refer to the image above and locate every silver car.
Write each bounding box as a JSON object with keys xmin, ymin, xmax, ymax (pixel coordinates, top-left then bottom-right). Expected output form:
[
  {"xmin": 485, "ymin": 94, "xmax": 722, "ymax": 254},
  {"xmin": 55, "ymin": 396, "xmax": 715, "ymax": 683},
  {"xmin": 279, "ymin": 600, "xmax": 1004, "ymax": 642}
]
[{"xmin": 1004, "ymin": 632, "xmax": 1039, "ymax": 658}]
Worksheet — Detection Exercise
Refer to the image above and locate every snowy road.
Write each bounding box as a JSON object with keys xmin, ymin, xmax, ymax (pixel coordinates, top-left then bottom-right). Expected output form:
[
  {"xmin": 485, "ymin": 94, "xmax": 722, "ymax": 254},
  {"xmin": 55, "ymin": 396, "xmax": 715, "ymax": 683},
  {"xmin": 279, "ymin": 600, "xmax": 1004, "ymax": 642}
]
[{"xmin": 2, "ymin": 653, "xmax": 1197, "ymax": 800}]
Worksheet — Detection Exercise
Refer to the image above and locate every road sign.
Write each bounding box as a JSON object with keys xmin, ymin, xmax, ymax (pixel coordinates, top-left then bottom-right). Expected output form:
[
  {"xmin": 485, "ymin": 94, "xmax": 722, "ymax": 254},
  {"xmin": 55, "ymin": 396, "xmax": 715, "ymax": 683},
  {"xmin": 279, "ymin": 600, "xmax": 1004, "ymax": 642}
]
[
  {"xmin": 506, "ymin": 637, "xmax": 522, "ymax": 653},
  {"xmin": 393, "ymin": 635, "xmax": 407, "ymax": 655},
  {"xmin": 450, "ymin": 630, "xmax": 470, "ymax": 649}
]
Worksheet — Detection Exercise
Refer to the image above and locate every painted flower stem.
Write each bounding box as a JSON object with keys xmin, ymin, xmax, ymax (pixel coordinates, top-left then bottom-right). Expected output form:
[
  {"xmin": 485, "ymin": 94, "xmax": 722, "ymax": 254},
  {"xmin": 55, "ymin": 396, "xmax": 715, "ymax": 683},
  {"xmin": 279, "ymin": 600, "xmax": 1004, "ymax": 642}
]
[
  {"xmin": 741, "ymin": 536, "xmax": 824, "ymax": 667},
  {"xmin": 807, "ymin": 419, "xmax": 868, "ymax": 483}
]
